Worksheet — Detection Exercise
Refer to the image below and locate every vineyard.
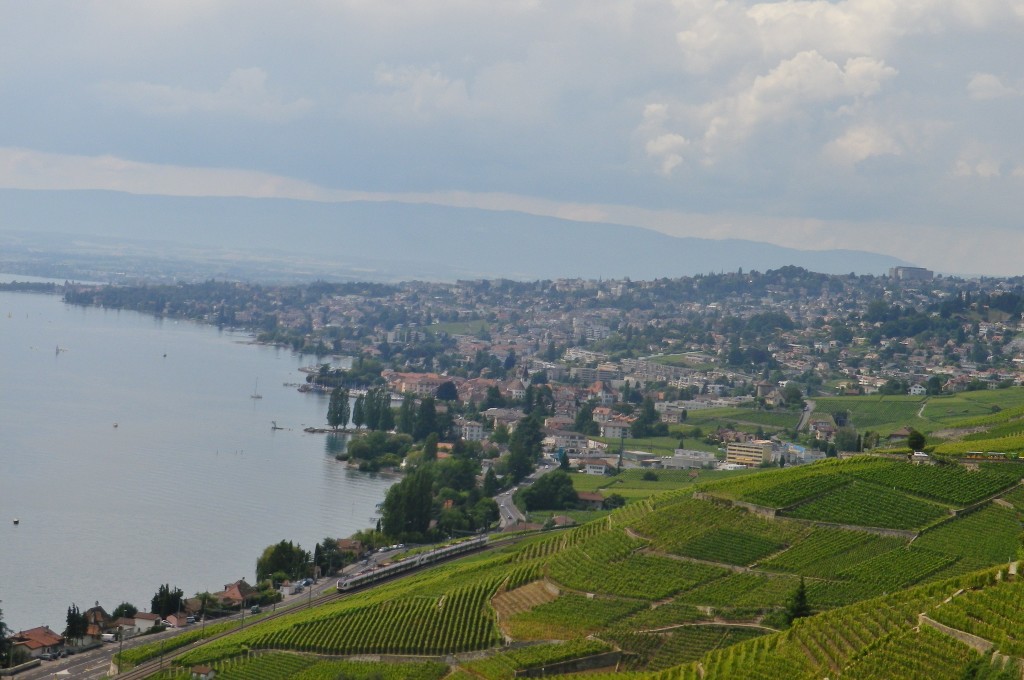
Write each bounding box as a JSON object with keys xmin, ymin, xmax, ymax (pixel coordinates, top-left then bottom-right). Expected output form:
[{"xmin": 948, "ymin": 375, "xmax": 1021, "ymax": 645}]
[
  {"xmin": 812, "ymin": 396, "xmax": 924, "ymax": 431},
  {"xmin": 248, "ymin": 579, "xmax": 502, "ymax": 655},
  {"xmin": 461, "ymin": 639, "xmax": 612, "ymax": 680},
  {"xmin": 758, "ymin": 528, "xmax": 904, "ymax": 575},
  {"xmin": 631, "ymin": 495, "xmax": 809, "ymax": 559},
  {"xmin": 504, "ymin": 593, "xmax": 645, "ymax": 640},
  {"xmin": 912, "ymin": 504, "xmax": 1023, "ymax": 574},
  {"xmin": 842, "ymin": 461, "xmax": 1019, "ymax": 505},
  {"xmin": 933, "ymin": 433, "xmax": 1024, "ymax": 455},
  {"xmin": 783, "ymin": 481, "xmax": 949, "ymax": 529},
  {"xmin": 537, "ymin": 524, "xmax": 733, "ymax": 600},
  {"xmin": 930, "ymin": 579, "xmax": 1024, "ymax": 656},
  {"xmin": 603, "ymin": 625, "xmax": 768, "ymax": 671},
  {"xmin": 151, "ymin": 654, "xmax": 449, "ymax": 680},
  {"xmin": 140, "ymin": 454, "xmax": 1024, "ymax": 680}
]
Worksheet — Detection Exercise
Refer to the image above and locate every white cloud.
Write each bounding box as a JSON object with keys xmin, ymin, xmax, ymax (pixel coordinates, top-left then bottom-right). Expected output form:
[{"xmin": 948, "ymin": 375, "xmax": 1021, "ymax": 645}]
[
  {"xmin": 824, "ymin": 124, "xmax": 902, "ymax": 164},
  {"xmin": 953, "ymin": 157, "xmax": 1003, "ymax": 178},
  {"xmin": 100, "ymin": 68, "xmax": 313, "ymax": 121},
  {"xmin": 967, "ymin": 73, "xmax": 1021, "ymax": 100},
  {"xmin": 645, "ymin": 133, "xmax": 690, "ymax": 175},
  {"xmin": 702, "ymin": 51, "xmax": 896, "ymax": 156}
]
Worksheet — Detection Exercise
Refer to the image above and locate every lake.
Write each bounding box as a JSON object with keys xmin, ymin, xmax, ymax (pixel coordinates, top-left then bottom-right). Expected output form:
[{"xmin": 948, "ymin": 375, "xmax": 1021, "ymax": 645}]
[{"xmin": 0, "ymin": 280, "xmax": 394, "ymax": 633}]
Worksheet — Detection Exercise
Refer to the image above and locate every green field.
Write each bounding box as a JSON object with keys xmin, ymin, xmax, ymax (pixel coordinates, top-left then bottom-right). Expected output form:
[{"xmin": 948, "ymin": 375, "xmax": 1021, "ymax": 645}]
[{"xmin": 427, "ymin": 319, "xmax": 490, "ymax": 335}]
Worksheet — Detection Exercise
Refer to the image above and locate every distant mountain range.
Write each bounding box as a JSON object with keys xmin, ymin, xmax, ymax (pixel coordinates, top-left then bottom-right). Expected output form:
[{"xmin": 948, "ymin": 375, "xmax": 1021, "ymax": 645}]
[{"xmin": 0, "ymin": 189, "xmax": 911, "ymax": 282}]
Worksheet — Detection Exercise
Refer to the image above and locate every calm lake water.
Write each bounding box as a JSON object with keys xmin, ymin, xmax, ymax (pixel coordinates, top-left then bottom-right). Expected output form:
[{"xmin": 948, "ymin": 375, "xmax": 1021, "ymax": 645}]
[{"xmin": 0, "ymin": 281, "xmax": 394, "ymax": 633}]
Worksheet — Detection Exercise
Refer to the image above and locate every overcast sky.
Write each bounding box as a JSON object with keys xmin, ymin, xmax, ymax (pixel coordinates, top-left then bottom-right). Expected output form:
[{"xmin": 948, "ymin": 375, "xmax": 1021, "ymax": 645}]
[{"xmin": 1, "ymin": 1, "xmax": 1022, "ymax": 275}]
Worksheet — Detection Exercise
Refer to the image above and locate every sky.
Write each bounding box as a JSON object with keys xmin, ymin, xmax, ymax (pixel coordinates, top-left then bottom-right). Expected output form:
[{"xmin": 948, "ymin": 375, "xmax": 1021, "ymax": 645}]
[{"xmin": 1, "ymin": 1, "xmax": 1022, "ymax": 275}]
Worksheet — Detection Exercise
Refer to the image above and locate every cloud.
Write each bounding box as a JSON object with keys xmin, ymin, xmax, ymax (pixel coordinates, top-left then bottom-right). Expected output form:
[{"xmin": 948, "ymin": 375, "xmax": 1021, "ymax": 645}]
[
  {"xmin": 967, "ymin": 73, "xmax": 1021, "ymax": 100},
  {"xmin": 100, "ymin": 68, "xmax": 313, "ymax": 121},
  {"xmin": 641, "ymin": 50, "xmax": 897, "ymax": 170},
  {"xmin": 824, "ymin": 124, "xmax": 903, "ymax": 165}
]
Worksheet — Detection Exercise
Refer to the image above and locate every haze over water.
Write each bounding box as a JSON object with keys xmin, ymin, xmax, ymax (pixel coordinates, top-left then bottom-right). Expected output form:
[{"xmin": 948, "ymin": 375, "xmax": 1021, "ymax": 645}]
[{"xmin": 0, "ymin": 282, "xmax": 394, "ymax": 633}]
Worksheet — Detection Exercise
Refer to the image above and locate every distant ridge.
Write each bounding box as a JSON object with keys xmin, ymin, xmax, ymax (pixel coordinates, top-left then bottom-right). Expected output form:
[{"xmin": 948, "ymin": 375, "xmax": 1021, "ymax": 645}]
[{"xmin": 0, "ymin": 189, "xmax": 911, "ymax": 281}]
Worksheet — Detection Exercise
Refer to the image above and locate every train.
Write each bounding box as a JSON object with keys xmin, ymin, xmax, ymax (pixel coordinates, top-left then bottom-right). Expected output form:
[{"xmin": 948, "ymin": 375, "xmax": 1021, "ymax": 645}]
[{"xmin": 337, "ymin": 534, "xmax": 488, "ymax": 591}]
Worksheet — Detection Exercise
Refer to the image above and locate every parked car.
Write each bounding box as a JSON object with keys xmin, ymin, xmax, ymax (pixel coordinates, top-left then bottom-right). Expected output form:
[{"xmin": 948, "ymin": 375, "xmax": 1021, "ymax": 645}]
[{"xmin": 250, "ymin": 605, "xmax": 261, "ymax": 614}]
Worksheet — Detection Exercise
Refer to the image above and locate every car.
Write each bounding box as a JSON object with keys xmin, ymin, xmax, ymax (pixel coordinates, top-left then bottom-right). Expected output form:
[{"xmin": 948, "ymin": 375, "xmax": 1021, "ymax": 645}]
[
  {"xmin": 396, "ymin": 543, "xmax": 405, "ymax": 549},
  {"xmin": 186, "ymin": 616, "xmax": 196, "ymax": 624},
  {"xmin": 160, "ymin": 619, "xmax": 172, "ymax": 626},
  {"xmin": 40, "ymin": 653, "xmax": 54, "ymax": 661},
  {"xmin": 250, "ymin": 605, "xmax": 261, "ymax": 614}
]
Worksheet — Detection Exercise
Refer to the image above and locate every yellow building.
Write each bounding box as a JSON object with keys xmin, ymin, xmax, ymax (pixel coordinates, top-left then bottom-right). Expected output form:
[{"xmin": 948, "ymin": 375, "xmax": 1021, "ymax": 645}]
[{"xmin": 726, "ymin": 440, "xmax": 773, "ymax": 467}]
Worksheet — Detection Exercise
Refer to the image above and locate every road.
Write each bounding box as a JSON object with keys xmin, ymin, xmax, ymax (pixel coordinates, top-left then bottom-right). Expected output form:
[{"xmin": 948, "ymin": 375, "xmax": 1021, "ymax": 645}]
[
  {"xmin": 797, "ymin": 400, "xmax": 816, "ymax": 432},
  {"xmin": 497, "ymin": 462, "xmax": 557, "ymax": 529}
]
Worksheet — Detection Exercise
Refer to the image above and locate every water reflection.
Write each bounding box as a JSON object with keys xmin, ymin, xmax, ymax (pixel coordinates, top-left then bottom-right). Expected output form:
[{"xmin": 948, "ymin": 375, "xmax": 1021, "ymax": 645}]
[{"xmin": 325, "ymin": 432, "xmax": 350, "ymax": 457}]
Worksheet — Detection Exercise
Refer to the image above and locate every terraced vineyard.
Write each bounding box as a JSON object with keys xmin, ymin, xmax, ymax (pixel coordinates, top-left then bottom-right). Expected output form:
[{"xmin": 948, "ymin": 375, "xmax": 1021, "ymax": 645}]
[
  {"xmin": 783, "ymin": 481, "xmax": 949, "ymax": 529},
  {"xmin": 462, "ymin": 639, "xmax": 612, "ymax": 680},
  {"xmin": 930, "ymin": 579, "xmax": 1024, "ymax": 656},
  {"xmin": 146, "ymin": 455, "xmax": 1024, "ymax": 680}
]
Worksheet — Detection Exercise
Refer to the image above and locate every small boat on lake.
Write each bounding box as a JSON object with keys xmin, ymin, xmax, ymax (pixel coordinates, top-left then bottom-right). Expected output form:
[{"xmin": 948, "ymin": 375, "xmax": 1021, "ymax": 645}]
[{"xmin": 251, "ymin": 378, "xmax": 263, "ymax": 399}]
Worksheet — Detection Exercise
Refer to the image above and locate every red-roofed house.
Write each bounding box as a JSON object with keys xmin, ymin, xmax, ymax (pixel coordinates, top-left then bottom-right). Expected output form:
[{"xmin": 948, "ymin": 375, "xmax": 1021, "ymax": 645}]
[
  {"xmin": 10, "ymin": 626, "xmax": 64, "ymax": 659},
  {"xmin": 218, "ymin": 579, "xmax": 256, "ymax": 607}
]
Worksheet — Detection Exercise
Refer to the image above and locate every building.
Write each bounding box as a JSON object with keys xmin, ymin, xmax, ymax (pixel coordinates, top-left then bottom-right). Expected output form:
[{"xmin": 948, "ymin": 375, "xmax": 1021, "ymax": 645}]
[
  {"xmin": 889, "ymin": 266, "xmax": 934, "ymax": 281},
  {"xmin": 601, "ymin": 420, "xmax": 631, "ymax": 440},
  {"xmin": 725, "ymin": 440, "xmax": 773, "ymax": 467},
  {"xmin": 577, "ymin": 491, "xmax": 606, "ymax": 508},
  {"xmin": 455, "ymin": 417, "xmax": 485, "ymax": 441},
  {"xmin": 550, "ymin": 430, "xmax": 590, "ymax": 454},
  {"xmin": 662, "ymin": 449, "xmax": 717, "ymax": 469},
  {"xmin": 10, "ymin": 626, "xmax": 64, "ymax": 659}
]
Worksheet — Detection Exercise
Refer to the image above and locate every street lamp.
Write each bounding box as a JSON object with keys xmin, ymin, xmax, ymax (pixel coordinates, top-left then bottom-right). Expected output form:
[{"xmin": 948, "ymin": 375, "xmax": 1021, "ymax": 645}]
[{"xmin": 117, "ymin": 625, "xmax": 124, "ymax": 676}]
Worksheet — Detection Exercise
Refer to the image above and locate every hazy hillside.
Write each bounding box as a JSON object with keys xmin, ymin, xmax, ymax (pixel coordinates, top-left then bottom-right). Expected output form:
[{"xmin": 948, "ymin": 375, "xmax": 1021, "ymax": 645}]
[{"xmin": 0, "ymin": 189, "xmax": 910, "ymax": 282}]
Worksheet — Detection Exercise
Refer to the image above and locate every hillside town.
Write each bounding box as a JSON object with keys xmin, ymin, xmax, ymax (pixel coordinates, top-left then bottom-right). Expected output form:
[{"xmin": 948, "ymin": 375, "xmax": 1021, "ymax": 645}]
[{"xmin": 54, "ymin": 265, "xmax": 1024, "ymax": 468}]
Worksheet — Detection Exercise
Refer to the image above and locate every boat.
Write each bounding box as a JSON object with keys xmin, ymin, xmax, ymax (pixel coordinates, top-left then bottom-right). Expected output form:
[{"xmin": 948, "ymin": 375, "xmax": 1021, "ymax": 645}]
[
  {"xmin": 13, "ymin": 518, "xmax": 19, "ymax": 525},
  {"xmin": 271, "ymin": 421, "xmax": 284, "ymax": 430},
  {"xmin": 251, "ymin": 379, "xmax": 262, "ymax": 399}
]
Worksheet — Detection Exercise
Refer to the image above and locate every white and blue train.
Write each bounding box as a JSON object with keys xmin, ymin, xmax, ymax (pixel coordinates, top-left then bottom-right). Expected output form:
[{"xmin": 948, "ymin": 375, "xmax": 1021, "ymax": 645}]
[{"xmin": 337, "ymin": 535, "xmax": 488, "ymax": 591}]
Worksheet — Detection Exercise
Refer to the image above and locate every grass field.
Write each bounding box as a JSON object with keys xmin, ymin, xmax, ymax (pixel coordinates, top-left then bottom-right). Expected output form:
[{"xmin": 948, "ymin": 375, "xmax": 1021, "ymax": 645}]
[{"xmin": 427, "ymin": 320, "xmax": 490, "ymax": 335}]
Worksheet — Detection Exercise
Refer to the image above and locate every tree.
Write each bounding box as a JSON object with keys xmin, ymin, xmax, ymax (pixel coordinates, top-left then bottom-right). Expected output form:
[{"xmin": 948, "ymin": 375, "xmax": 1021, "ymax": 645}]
[
  {"xmin": 150, "ymin": 584, "xmax": 185, "ymax": 619},
  {"xmin": 352, "ymin": 394, "xmax": 366, "ymax": 429},
  {"xmin": 603, "ymin": 493, "xmax": 626, "ymax": 509},
  {"xmin": 0, "ymin": 604, "xmax": 13, "ymax": 668},
  {"xmin": 422, "ymin": 433, "xmax": 439, "ymax": 462},
  {"xmin": 436, "ymin": 380, "xmax": 459, "ymax": 401},
  {"xmin": 256, "ymin": 541, "xmax": 310, "ymax": 582},
  {"xmin": 631, "ymin": 396, "xmax": 660, "ymax": 438},
  {"xmin": 558, "ymin": 448, "xmax": 570, "ymax": 470},
  {"xmin": 520, "ymin": 469, "xmax": 578, "ymax": 510},
  {"xmin": 194, "ymin": 592, "xmax": 218, "ymax": 618},
  {"xmin": 327, "ymin": 386, "xmax": 350, "ymax": 429},
  {"xmin": 572, "ymin": 400, "xmax": 600, "ymax": 436},
  {"xmin": 781, "ymin": 383, "xmax": 804, "ymax": 408},
  {"xmin": 111, "ymin": 602, "xmax": 138, "ymax": 619},
  {"xmin": 381, "ymin": 467, "xmax": 435, "ymax": 539},
  {"xmin": 64, "ymin": 604, "xmax": 88, "ymax": 644},
  {"xmin": 414, "ymin": 397, "xmax": 438, "ymax": 441},
  {"xmin": 784, "ymin": 578, "xmax": 811, "ymax": 625},
  {"xmin": 491, "ymin": 422, "xmax": 510, "ymax": 444},
  {"xmin": 907, "ymin": 428, "xmax": 926, "ymax": 451},
  {"xmin": 482, "ymin": 467, "xmax": 500, "ymax": 496}
]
